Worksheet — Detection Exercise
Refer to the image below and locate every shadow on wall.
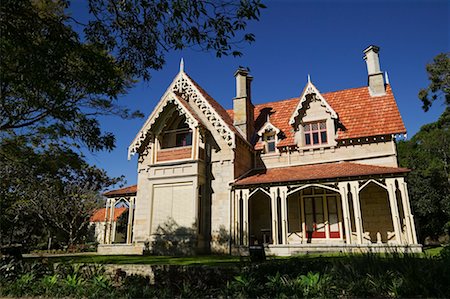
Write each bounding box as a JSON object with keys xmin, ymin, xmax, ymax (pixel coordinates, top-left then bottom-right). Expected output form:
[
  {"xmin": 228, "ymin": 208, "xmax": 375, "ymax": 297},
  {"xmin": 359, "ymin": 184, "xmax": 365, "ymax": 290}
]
[
  {"xmin": 211, "ymin": 225, "xmax": 231, "ymax": 254},
  {"xmin": 150, "ymin": 218, "xmax": 197, "ymax": 256}
]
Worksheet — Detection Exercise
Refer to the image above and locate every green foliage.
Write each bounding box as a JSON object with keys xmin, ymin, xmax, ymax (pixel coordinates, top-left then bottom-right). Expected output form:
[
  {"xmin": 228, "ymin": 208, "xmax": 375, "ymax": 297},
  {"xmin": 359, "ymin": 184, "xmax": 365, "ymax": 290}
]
[
  {"xmin": 0, "ymin": 0, "xmax": 138, "ymax": 151},
  {"xmin": 85, "ymin": 0, "xmax": 266, "ymax": 80},
  {"xmin": 397, "ymin": 108, "xmax": 450, "ymax": 241},
  {"xmin": 0, "ymin": 0, "xmax": 264, "ymax": 253},
  {"xmin": 419, "ymin": 53, "xmax": 450, "ymax": 111},
  {"xmin": 1, "ymin": 253, "xmax": 450, "ymax": 298},
  {"xmin": 0, "ymin": 137, "xmax": 120, "ymax": 248}
]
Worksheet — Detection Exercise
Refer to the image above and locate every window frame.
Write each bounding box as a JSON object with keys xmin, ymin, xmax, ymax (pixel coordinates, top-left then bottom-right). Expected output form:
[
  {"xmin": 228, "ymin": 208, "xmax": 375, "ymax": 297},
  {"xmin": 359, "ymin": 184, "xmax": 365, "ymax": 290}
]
[
  {"xmin": 303, "ymin": 120, "xmax": 328, "ymax": 146},
  {"xmin": 264, "ymin": 132, "xmax": 277, "ymax": 153}
]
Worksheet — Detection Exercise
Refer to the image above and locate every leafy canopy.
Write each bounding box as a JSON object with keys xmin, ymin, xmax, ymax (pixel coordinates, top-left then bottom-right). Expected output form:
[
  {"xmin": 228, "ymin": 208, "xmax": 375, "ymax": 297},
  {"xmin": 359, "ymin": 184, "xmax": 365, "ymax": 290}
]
[
  {"xmin": 399, "ymin": 52, "xmax": 450, "ymax": 241},
  {"xmin": 419, "ymin": 52, "xmax": 450, "ymax": 111},
  {"xmin": 0, "ymin": 0, "xmax": 264, "ymax": 248}
]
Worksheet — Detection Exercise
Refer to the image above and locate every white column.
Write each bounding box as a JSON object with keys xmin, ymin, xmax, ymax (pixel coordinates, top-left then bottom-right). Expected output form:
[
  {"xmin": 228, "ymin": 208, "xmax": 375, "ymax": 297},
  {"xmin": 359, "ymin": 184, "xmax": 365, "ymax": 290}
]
[
  {"xmin": 103, "ymin": 199, "xmax": 110, "ymax": 244},
  {"xmin": 386, "ymin": 178, "xmax": 403, "ymax": 244},
  {"xmin": 279, "ymin": 186, "xmax": 288, "ymax": 245},
  {"xmin": 126, "ymin": 197, "xmax": 135, "ymax": 244},
  {"xmin": 399, "ymin": 179, "xmax": 418, "ymax": 244},
  {"xmin": 108, "ymin": 199, "xmax": 116, "ymax": 244},
  {"xmin": 323, "ymin": 196, "xmax": 330, "ymax": 239},
  {"xmin": 338, "ymin": 182, "xmax": 352, "ymax": 244},
  {"xmin": 242, "ymin": 189, "xmax": 250, "ymax": 246},
  {"xmin": 300, "ymin": 195, "xmax": 306, "ymax": 243},
  {"xmin": 235, "ymin": 191, "xmax": 241, "ymax": 245},
  {"xmin": 270, "ymin": 187, "xmax": 279, "ymax": 245},
  {"xmin": 349, "ymin": 181, "xmax": 363, "ymax": 244}
]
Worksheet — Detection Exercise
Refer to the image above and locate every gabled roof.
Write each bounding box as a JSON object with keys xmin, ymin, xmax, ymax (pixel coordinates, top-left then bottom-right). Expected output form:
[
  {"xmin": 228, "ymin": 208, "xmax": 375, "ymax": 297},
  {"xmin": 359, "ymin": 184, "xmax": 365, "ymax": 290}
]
[
  {"xmin": 90, "ymin": 207, "xmax": 128, "ymax": 222},
  {"xmin": 234, "ymin": 162, "xmax": 410, "ymax": 186},
  {"xmin": 289, "ymin": 80, "xmax": 338, "ymax": 125},
  {"xmin": 227, "ymin": 84, "xmax": 406, "ymax": 148},
  {"xmin": 129, "ymin": 70, "xmax": 238, "ymax": 159},
  {"xmin": 103, "ymin": 185, "xmax": 137, "ymax": 197}
]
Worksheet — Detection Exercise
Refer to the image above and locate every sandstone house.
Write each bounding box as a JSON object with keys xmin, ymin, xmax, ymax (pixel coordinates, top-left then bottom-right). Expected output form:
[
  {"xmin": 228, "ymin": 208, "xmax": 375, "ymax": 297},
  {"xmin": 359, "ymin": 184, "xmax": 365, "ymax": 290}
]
[{"xmin": 98, "ymin": 46, "xmax": 421, "ymax": 255}]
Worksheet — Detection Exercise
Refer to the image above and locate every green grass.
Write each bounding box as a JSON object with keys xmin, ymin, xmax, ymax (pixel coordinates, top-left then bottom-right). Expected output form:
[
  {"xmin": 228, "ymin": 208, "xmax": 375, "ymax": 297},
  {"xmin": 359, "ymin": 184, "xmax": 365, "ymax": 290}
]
[
  {"xmin": 423, "ymin": 245, "xmax": 444, "ymax": 257},
  {"xmin": 25, "ymin": 246, "xmax": 445, "ymax": 266},
  {"xmin": 27, "ymin": 254, "xmax": 242, "ymax": 266}
]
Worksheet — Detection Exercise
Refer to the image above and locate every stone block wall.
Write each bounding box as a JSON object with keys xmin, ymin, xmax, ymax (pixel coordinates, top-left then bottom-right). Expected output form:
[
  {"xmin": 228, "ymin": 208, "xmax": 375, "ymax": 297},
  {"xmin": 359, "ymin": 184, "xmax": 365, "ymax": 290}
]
[{"xmin": 360, "ymin": 183, "xmax": 394, "ymax": 243}]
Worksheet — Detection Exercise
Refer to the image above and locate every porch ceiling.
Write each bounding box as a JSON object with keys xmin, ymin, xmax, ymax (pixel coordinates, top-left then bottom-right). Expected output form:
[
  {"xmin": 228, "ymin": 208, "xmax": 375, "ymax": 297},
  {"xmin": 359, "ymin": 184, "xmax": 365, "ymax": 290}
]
[{"xmin": 234, "ymin": 162, "xmax": 409, "ymax": 186}]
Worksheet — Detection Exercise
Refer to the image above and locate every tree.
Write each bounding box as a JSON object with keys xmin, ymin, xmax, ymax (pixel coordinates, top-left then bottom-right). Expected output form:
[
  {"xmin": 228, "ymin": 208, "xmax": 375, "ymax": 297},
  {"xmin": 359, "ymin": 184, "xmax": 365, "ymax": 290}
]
[
  {"xmin": 398, "ymin": 109, "xmax": 450, "ymax": 242},
  {"xmin": 1, "ymin": 0, "xmax": 264, "ymax": 149},
  {"xmin": 0, "ymin": 0, "xmax": 263, "ymax": 249},
  {"xmin": 0, "ymin": 136, "xmax": 120, "ymax": 248},
  {"xmin": 419, "ymin": 52, "xmax": 450, "ymax": 111},
  {"xmin": 399, "ymin": 52, "xmax": 450, "ymax": 242}
]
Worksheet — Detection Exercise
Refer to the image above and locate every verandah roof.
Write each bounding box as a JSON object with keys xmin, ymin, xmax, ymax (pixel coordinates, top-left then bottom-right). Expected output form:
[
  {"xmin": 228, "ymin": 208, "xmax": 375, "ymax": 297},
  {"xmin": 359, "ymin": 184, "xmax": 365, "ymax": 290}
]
[{"xmin": 234, "ymin": 162, "xmax": 410, "ymax": 186}]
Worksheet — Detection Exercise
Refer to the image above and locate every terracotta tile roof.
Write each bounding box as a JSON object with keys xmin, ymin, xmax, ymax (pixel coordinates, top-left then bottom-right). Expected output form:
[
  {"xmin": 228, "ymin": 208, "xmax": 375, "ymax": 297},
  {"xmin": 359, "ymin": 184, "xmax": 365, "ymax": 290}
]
[
  {"xmin": 90, "ymin": 207, "xmax": 128, "ymax": 222},
  {"xmin": 234, "ymin": 162, "xmax": 410, "ymax": 186},
  {"xmin": 103, "ymin": 185, "xmax": 137, "ymax": 197},
  {"xmin": 186, "ymin": 74, "xmax": 244, "ymax": 140},
  {"xmin": 226, "ymin": 85, "xmax": 406, "ymax": 148}
]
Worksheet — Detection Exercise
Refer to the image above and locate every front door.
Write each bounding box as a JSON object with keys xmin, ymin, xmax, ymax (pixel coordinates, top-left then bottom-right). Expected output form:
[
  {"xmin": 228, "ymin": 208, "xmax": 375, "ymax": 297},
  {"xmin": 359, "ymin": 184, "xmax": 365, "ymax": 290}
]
[
  {"xmin": 303, "ymin": 195, "xmax": 341, "ymax": 239},
  {"xmin": 304, "ymin": 196, "xmax": 326, "ymax": 238}
]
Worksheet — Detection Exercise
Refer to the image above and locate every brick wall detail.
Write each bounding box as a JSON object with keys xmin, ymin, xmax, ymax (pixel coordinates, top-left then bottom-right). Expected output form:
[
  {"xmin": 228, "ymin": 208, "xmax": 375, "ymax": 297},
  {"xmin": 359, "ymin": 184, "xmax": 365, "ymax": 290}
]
[{"xmin": 157, "ymin": 147, "xmax": 192, "ymax": 162}]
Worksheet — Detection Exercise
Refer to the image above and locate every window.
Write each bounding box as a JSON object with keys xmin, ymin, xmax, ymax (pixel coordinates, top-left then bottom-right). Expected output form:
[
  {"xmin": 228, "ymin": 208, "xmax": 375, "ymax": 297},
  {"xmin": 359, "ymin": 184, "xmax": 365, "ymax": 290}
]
[
  {"xmin": 175, "ymin": 129, "xmax": 192, "ymax": 147},
  {"xmin": 264, "ymin": 133, "xmax": 276, "ymax": 153},
  {"xmin": 303, "ymin": 121, "xmax": 327, "ymax": 145},
  {"xmin": 161, "ymin": 117, "xmax": 192, "ymax": 149}
]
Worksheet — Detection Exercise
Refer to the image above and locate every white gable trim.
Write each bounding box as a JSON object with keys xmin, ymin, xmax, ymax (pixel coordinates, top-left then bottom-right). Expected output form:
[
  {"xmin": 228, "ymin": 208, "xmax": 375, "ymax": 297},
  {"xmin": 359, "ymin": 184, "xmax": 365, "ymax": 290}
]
[
  {"xmin": 127, "ymin": 90, "xmax": 199, "ymax": 159},
  {"xmin": 173, "ymin": 72, "xmax": 235, "ymax": 148},
  {"xmin": 289, "ymin": 81, "xmax": 338, "ymax": 125},
  {"xmin": 257, "ymin": 118, "xmax": 281, "ymax": 136},
  {"xmin": 128, "ymin": 71, "xmax": 236, "ymax": 159}
]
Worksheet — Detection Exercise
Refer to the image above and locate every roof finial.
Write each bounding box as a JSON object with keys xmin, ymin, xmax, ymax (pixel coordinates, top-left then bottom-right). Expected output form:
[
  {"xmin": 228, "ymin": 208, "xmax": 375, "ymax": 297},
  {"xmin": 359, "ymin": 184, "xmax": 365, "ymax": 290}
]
[
  {"xmin": 307, "ymin": 74, "xmax": 311, "ymax": 84},
  {"xmin": 385, "ymin": 71, "xmax": 390, "ymax": 84},
  {"xmin": 180, "ymin": 58, "xmax": 184, "ymax": 73}
]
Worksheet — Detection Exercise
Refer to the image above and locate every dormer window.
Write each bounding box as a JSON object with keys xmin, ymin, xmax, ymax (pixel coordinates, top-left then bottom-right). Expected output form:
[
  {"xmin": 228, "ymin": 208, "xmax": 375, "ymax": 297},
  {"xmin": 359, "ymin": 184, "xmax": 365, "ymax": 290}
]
[
  {"xmin": 304, "ymin": 121, "xmax": 327, "ymax": 145},
  {"xmin": 264, "ymin": 133, "xmax": 276, "ymax": 153},
  {"xmin": 257, "ymin": 117, "xmax": 281, "ymax": 154}
]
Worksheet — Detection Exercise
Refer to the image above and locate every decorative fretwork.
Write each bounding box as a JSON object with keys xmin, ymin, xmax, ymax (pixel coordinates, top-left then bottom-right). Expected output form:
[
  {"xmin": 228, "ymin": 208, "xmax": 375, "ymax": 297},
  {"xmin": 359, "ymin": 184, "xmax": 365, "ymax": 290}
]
[
  {"xmin": 248, "ymin": 186, "xmax": 270, "ymax": 197},
  {"xmin": 128, "ymin": 90, "xmax": 199, "ymax": 159},
  {"xmin": 171, "ymin": 73, "xmax": 235, "ymax": 148},
  {"xmin": 358, "ymin": 178, "xmax": 386, "ymax": 191},
  {"xmin": 289, "ymin": 81, "xmax": 338, "ymax": 126}
]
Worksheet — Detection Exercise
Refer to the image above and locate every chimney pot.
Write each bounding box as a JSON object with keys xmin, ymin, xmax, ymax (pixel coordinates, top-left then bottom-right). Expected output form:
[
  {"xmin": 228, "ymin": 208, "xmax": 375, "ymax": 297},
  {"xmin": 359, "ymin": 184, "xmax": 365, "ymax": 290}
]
[
  {"xmin": 363, "ymin": 45, "xmax": 386, "ymax": 96},
  {"xmin": 233, "ymin": 67, "xmax": 254, "ymax": 141}
]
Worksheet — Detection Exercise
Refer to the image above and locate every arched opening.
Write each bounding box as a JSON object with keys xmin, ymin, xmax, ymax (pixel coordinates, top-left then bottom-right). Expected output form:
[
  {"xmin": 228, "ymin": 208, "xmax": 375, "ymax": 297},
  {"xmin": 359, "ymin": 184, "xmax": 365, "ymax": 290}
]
[
  {"xmin": 287, "ymin": 186, "xmax": 343, "ymax": 243},
  {"xmin": 360, "ymin": 182, "xmax": 394, "ymax": 243},
  {"xmin": 248, "ymin": 190, "xmax": 272, "ymax": 245}
]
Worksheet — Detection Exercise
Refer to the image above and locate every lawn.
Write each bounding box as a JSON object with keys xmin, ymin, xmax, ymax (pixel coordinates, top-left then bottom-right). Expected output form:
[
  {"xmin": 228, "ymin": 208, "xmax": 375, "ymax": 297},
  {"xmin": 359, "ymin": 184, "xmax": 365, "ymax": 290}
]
[
  {"xmin": 26, "ymin": 254, "xmax": 242, "ymax": 266},
  {"xmin": 25, "ymin": 246, "xmax": 443, "ymax": 266}
]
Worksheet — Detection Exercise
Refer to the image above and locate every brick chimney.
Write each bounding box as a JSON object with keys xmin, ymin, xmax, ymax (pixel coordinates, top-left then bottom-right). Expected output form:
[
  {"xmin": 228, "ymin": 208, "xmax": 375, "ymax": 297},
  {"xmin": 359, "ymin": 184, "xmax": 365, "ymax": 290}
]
[
  {"xmin": 363, "ymin": 45, "xmax": 386, "ymax": 96},
  {"xmin": 233, "ymin": 68, "xmax": 254, "ymax": 142}
]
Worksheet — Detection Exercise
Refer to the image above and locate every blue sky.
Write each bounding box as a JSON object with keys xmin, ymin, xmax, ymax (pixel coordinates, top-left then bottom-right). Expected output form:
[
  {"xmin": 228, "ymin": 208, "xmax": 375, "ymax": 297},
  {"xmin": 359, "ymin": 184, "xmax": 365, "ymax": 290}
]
[{"xmin": 72, "ymin": 0, "xmax": 449, "ymax": 188}]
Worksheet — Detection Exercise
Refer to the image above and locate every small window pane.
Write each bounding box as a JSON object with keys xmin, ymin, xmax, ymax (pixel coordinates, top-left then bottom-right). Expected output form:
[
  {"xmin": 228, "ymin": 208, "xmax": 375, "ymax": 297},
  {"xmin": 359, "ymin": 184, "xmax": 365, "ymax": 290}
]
[
  {"xmin": 305, "ymin": 134, "xmax": 311, "ymax": 145},
  {"xmin": 267, "ymin": 141, "xmax": 276, "ymax": 152},
  {"xmin": 311, "ymin": 123, "xmax": 318, "ymax": 131},
  {"xmin": 304, "ymin": 124, "xmax": 310, "ymax": 132},
  {"xmin": 313, "ymin": 132, "xmax": 319, "ymax": 144},
  {"xmin": 321, "ymin": 131, "xmax": 327, "ymax": 143},
  {"xmin": 319, "ymin": 122, "xmax": 326, "ymax": 130}
]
